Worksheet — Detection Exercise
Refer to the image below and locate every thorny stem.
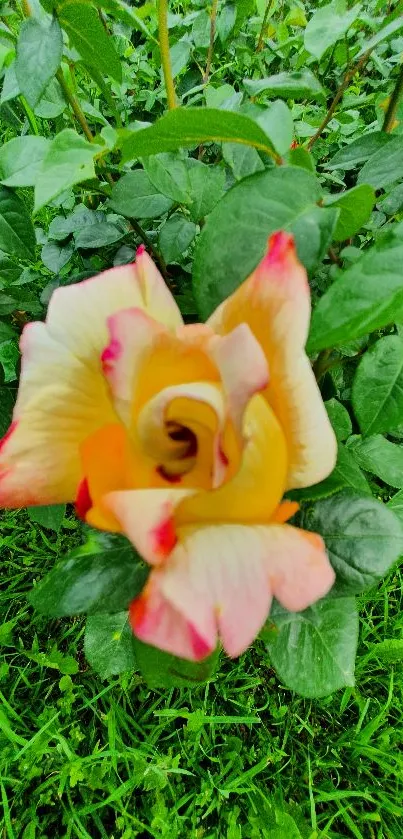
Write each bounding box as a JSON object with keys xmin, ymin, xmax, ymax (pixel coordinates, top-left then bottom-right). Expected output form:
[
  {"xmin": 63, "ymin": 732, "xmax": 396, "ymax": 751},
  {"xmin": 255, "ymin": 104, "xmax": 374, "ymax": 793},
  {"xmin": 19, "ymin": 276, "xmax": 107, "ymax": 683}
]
[
  {"xmin": 158, "ymin": 0, "xmax": 177, "ymax": 109},
  {"xmin": 203, "ymin": 0, "xmax": 219, "ymax": 84},
  {"xmin": 382, "ymin": 63, "xmax": 403, "ymax": 133},
  {"xmin": 257, "ymin": 0, "xmax": 273, "ymax": 53},
  {"xmin": 307, "ymin": 50, "xmax": 372, "ymax": 151}
]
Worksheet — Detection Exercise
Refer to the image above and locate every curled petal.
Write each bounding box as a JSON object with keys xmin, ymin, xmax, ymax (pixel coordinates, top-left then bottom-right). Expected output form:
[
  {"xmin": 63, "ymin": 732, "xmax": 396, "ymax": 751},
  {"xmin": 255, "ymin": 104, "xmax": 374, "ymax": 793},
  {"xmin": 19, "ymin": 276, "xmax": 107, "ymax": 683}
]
[{"xmin": 208, "ymin": 231, "xmax": 337, "ymax": 489}]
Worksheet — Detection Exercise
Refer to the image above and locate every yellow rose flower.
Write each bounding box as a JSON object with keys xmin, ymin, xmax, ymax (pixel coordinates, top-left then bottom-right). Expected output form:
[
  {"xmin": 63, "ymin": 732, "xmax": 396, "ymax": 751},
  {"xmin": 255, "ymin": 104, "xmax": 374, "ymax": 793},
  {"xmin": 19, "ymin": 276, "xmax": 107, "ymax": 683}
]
[{"xmin": 0, "ymin": 232, "xmax": 337, "ymax": 660}]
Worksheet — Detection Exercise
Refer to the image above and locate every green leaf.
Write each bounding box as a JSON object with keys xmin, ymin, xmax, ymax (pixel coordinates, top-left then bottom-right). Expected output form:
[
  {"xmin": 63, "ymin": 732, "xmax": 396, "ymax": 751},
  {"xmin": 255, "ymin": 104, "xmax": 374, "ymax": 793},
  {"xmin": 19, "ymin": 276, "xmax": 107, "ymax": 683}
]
[
  {"xmin": 121, "ymin": 108, "xmax": 276, "ymax": 163},
  {"xmin": 243, "ymin": 70, "xmax": 324, "ymax": 101},
  {"xmin": 358, "ymin": 136, "xmax": 403, "ymax": 190},
  {"xmin": 289, "ymin": 442, "xmax": 371, "ymax": 503},
  {"xmin": 256, "ymin": 99, "xmax": 294, "ymax": 155},
  {"xmin": 304, "ymin": 0, "xmax": 360, "ymax": 61},
  {"xmin": 326, "ymin": 132, "xmax": 393, "ymax": 171},
  {"xmin": 158, "ymin": 214, "xmax": 197, "ymax": 263},
  {"xmin": 368, "ymin": 639, "xmax": 403, "ymax": 664},
  {"xmin": 0, "ymin": 386, "xmax": 15, "ymax": 436},
  {"xmin": 356, "ymin": 16, "xmax": 403, "ymax": 58},
  {"xmin": 222, "ymin": 142, "xmax": 264, "ymax": 179},
  {"xmin": 378, "ymin": 183, "xmax": 403, "ymax": 216},
  {"xmin": 0, "ymin": 321, "xmax": 16, "ymax": 343},
  {"xmin": 58, "ymin": 0, "xmax": 122, "ymax": 83},
  {"xmin": 348, "ymin": 435, "xmax": 403, "ymax": 488},
  {"xmin": 0, "ymin": 187, "xmax": 36, "ymax": 261},
  {"xmin": 193, "ymin": 167, "xmax": 337, "ymax": 319},
  {"xmin": 133, "ymin": 638, "xmax": 220, "ymax": 689},
  {"xmin": 109, "ymin": 170, "xmax": 174, "ymax": 219},
  {"xmin": 325, "ymin": 184, "xmax": 375, "ymax": 241},
  {"xmin": 186, "ymin": 159, "xmax": 226, "ymax": 222},
  {"xmin": 217, "ymin": 4, "xmax": 236, "ymax": 43},
  {"xmin": 387, "ymin": 489, "xmax": 403, "ymax": 525},
  {"xmin": 266, "ymin": 597, "xmax": 358, "ymax": 698},
  {"xmin": 15, "ymin": 16, "xmax": 62, "ymax": 108},
  {"xmin": 84, "ymin": 612, "xmax": 136, "ymax": 678},
  {"xmin": 29, "ymin": 532, "xmax": 148, "ymax": 617},
  {"xmin": 74, "ymin": 218, "xmax": 127, "ymax": 249},
  {"xmin": 191, "ymin": 10, "xmax": 211, "ymax": 49},
  {"xmin": 169, "ymin": 38, "xmax": 192, "ymax": 78},
  {"xmin": 27, "ymin": 504, "xmax": 66, "ymax": 533},
  {"xmin": 0, "ymin": 136, "xmax": 50, "ymax": 188},
  {"xmin": 307, "ymin": 492, "xmax": 403, "ymax": 597},
  {"xmin": 142, "ymin": 152, "xmax": 191, "ymax": 204},
  {"xmin": 0, "ymin": 254, "xmax": 22, "ymax": 285},
  {"xmin": 325, "ymin": 398, "xmax": 352, "ymax": 441},
  {"xmin": 0, "ymin": 339, "xmax": 19, "ymax": 383},
  {"xmin": 48, "ymin": 204, "xmax": 102, "ymax": 240},
  {"xmin": 34, "ymin": 129, "xmax": 103, "ymax": 212},
  {"xmin": 0, "ymin": 61, "xmax": 19, "ymax": 105},
  {"xmin": 308, "ymin": 239, "xmax": 403, "ymax": 353},
  {"xmin": 41, "ymin": 240, "xmax": 74, "ymax": 273},
  {"xmin": 34, "ymin": 77, "xmax": 66, "ymax": 118},
  {"xmin": 352, "ymin": 335, "xmax": 403, "ymax": 436}
]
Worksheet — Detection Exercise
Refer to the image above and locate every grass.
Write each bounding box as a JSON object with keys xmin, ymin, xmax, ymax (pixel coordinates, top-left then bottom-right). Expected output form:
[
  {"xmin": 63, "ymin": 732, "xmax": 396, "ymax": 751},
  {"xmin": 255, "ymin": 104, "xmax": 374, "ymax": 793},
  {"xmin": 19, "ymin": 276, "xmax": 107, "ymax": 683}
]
[{"xmin": 1, "ymin": 506, "xmax": 403, "ymax": 839}]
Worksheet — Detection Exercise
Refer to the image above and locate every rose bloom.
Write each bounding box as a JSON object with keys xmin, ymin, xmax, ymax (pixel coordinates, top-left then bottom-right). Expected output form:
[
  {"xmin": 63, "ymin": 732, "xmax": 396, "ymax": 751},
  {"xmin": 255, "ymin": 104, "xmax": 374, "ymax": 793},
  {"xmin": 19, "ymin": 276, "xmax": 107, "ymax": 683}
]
[{"xmin": 0, "ymin": 232, "xmax": 337, "ymax": 660}]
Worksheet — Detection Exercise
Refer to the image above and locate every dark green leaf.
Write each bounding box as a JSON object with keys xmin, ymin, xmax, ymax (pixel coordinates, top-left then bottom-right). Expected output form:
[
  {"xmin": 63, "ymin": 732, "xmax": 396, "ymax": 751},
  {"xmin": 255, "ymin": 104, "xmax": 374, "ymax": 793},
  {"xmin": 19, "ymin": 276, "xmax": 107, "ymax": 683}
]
[
  {"xmin": 0, "ymin": 321, "xmax": 16, "ymax": 343},
  {"xmin": 186, "ymin": 159, "xmax": 226, "ymax": 222},
  {"xmin": 58, "ymin": 0, "xmax": 122, "ymax": 83},
  {"xmin": 243, "ymin": 70, "xmax": 325, "ymax": 100},
  {"xmin": 348, "ymin": 435, "xmax": 403, "ymax": 488},
  {"xmin": 304, "ymin": 0, "xmax": 360, "ymax": 61},
  {"xmin": 74, "ymin": 219, "xmax": 127, "ymax": 249},
  {"xmin": 84, "ymin": 612, "xmax": 136, "ymax": 678},
  {"xmin": 217, "ymin": 4, "xmax": 236, "ymax": 43},
  {"xmin": 133, "ymin": 638, "xmax": 220, "ymax": 689},
  {"xmin": 29, "ymin": 533, "xmax": 148, "ymax": 617},
  {"xmin": 307, "ymin": 492, "xmax": 403, "ymax": 597},
  {"xmin": 0, "ymin": 254, "xmax": 22, "ymax": 285},
  {"xmin": 142, "ymin": 153, "xmax": 191, "ymax": 204},
  {"xmin": 15, "ymin": 16, "xmax": 62, "ymax": 108},
  {"xmin": 41, "ymin": 240, "xmax": 74, "ymax": 273},
  {"xmin": 325, "ymin": 398, "xmax": 352, "ymax": 441},
  {"xmin": 378, "ymin": 183, "xmax": 403, "ymax": 216},
  {"xmin": 158, "ymin": 214, "xmax": 197, "ymax": 263},
  {"xmin": 326, "ymin": 132, "xmax": 392, "ymax": 171},
  {"xmin": 0, "ymin": 339, "xmax": 19, "ymax": 383},
  {"xmin": 27, "ymin": 503, "xmax": 66, "ymax": 532},
  {"xmin": 325, "ymin": 184, "xmax": 375, "ymax": 241},
  {"xmin": 289, "ymin": 442, "xmax": 371, "ymax": 503},
  {"xmin": 358, "ymin": 136, "xmax": 403, "ymax": 190},
  {"xmin": 0, "ymin": 136, "xmax": 50, "ymax": 188},
  {"xmin": 109, "ymin": 170, "xmax": 174, "ymax": 219},
  {"xmin": 356, "ymin": 16, "xmax": 403, "ymax": 58},
  {"xmin": 353, "ymin": 335, "xmax": 403, "ymax": 436},
  {"xmin": 0, "ymin": 386, "xmax": 15, "ymax": 436},
  {"xmin": 193, "ymin": 167, "xmax": 337, "ymax": 319},
  {"xmin": 34, "ymin": 129, "xmax": 103, "ymax": 212},
  {"xmin": 121, "ymin": 108, "xmax": 275, "ymax": 163},
  {"xmin": 267, "ymin": 597, "xmax": 358, "ymax": 698},
  {"xmin": 0, "ymin": 187, "xmax": 36, "ymax": 261},
  {"xmin": 48, "ymin": 205, "xmax": 103, "ymax": 240},
  {"xmin": 308, "ymin": 239, "xmax": 403, "ymax": 353},
  {"xmin": 222, "ymin": 142, "xmax": 264, "ymax": 179}
]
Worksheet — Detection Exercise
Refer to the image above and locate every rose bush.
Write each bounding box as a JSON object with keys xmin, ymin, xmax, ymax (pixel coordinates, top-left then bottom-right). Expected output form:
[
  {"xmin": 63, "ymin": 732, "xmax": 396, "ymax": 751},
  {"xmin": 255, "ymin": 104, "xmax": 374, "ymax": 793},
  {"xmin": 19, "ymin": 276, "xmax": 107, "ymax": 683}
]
[{"xmin": 0, "ymin": 231, "xmax": 337, "ymax": 660}]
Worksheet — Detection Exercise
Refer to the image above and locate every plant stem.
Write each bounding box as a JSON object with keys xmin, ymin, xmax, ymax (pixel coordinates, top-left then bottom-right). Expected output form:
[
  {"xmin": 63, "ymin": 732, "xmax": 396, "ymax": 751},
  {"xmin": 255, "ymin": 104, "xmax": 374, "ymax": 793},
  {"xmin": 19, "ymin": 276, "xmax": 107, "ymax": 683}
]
[
  {"xmin": 56, "ymin": 68, "xmax": 94, "ymax": 142},
  {"xmin": 158, "ymin": 0, "xmax": 177, "ymax": 109},
  {"xmin": 257, "ymin": 0, "xmax": 272, "ymax": 52},
  {"xmin": 20, "ymin": 95, "xmax": 39, "ymax": 134},
  {"xmin": 21, "ymin": 0, "xmax": 32, "ymax": 15},
  {"xmin": 129, "ymin": 218, "xmax": 168, "ymax": 278},
  {"xmin": 307, "ymin": 50, "xmax": 371, "ymax": 151},
  {"xmin": 382, "ymin": 63, "xmax": 403, "ymax": 133},
  {"xmin": 203, "ymin": 0, "xmax": 218, "ymax": 84}
]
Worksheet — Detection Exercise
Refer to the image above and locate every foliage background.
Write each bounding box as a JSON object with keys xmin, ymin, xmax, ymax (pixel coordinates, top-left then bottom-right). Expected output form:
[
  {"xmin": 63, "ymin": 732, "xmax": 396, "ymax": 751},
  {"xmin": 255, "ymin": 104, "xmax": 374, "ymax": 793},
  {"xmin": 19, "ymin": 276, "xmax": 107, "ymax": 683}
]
[{"xmin": 2, "ymin": 0, "xmax": 403, "ymax": 835}]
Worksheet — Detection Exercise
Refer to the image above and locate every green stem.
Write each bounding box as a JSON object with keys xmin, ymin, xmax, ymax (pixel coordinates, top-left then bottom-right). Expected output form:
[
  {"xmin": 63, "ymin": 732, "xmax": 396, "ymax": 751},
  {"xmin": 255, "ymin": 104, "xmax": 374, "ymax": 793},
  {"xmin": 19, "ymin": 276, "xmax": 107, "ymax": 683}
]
[
  {"xmin": 19, "ymin": 95, "xmax": 39, "ymax": 134},
  {"xmin": 257, "ymin": 1, "xmax": 272, "ymax": 52},
  {"xmin": 158, "ymin": 0, "xmax": 177, "ymax": 109},
  {"xmin": 129, "ymin": 218, "xmax": 168, "ymax": 279},
  {"xmin": 203, "ymin": 0, "xmax": 219, "ymax": 84},
  {"xmin": 382, "ymin": 63, "xmax": 403, "ymax": 133},
  {"xmin": 56, "ymin": 68, "xmax": 94, "ymax": 142}
]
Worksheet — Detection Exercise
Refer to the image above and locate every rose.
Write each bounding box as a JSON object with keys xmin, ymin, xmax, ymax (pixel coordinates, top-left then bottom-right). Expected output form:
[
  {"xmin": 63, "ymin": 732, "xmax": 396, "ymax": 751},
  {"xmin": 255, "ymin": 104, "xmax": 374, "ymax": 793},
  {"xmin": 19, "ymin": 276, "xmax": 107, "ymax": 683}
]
[{"xmin": 0, "ymin": 232, "xmax": 337, "ymax": 661}]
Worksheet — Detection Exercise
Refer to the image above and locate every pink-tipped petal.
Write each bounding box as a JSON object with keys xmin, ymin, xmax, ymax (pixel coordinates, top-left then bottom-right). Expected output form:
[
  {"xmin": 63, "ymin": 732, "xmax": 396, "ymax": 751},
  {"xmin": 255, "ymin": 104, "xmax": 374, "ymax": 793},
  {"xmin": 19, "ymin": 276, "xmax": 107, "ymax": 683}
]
[
  {"xmin": 208, "ymin": 232, "xmax": 337, "ymax": 489},
  {"xmin": 104, "ymin": 487, "xmax": 196, "ymax": 565},
  {"xmin": 130, "ymin": 572, "xmax": 216, "ymax": 661},
  {"xmin": 265, "ymin": 525, "xmax": 335, "ymax": 611}
]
